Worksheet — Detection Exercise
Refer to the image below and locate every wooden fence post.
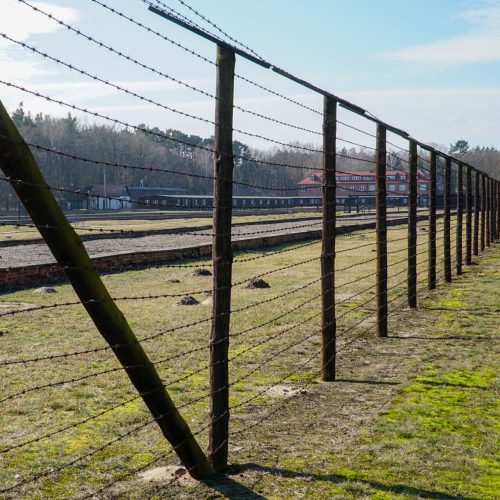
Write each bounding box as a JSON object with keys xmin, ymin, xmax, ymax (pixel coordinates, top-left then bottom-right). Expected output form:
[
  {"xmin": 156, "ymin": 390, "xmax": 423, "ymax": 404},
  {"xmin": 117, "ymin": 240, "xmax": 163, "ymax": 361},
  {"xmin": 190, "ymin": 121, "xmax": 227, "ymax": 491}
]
[
  {"xmin": 428, "ymin": 150, "xmax": 437, "ymax": 290},
  {"xmin": 456, "ymin": 163, "xmax": 463, "ymax": 275},
  {"xmin": 486, "ymin": 176, "xmax": 491, "ymax": 247},
  {"xmin": 209, "ymin": 44, "xmax": 235, "ymax": 472},
  {"xmin": 481, "ymin": 174, "xmax": 486, "ymax": 252},
  {"xmin": 465, "ymin": 166, "xmax": 472, "ymax": 265},
  {"xmin": 444, "ymin": 157, "xmax": 452, "ymax": 282},
  {"xmin": 494, "ymin": 180, "xmax": 497, "ymax": 242},
  {"xmin": 408, "ymin": 140, "xmax": 418, "ymax": 308},
  {"xmin": 376, "ymin": 122, "xmax": 388, "ymax": 337},
  {"xmin": 497, "ymin": 180, "xmax": 500, "ymax": 241},
  {"xmin": 0, "ymin": 100, "xmax": 213, "ymax": 479},
  {"xmin": 474, "ymin": 170, "xmax": 480, "ymax": 256},
  {"xmin": 321, "ymin": 96, "xmax": 337, "ymax": 381}
]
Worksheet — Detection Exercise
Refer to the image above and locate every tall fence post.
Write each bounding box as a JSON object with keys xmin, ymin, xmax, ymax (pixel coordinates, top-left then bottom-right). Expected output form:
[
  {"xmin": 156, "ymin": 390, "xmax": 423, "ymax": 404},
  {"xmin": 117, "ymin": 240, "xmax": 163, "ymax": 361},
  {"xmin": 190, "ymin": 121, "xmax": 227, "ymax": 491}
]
[
  {"xmin": 321, "ymin": 96, "xmax": 337, "ymax": 381},
  {"xmin": 481, "ymin": 174, "xmax": 486, "ymax": 252},
  {"xmin": 376, "ymin": 122, "xmax": 388, "ymax": 337},
  {"xmin": 494, "ymin": 180, "xmax": 497, "ymax": 242},
  {"xmin": 209, "ymin": 44, "xmax": 235, "ymax": 472},
  {"xmin": 497, "ymin": 180, "xmax": 500, "ymax": 241},
  {"xmin": 474, "ymin": 169, "xmax": 480, "ymax": 256},
  {"xmin": 456, "ymin": 163, "xmax": 463, "ymax": 275},
  {"xmin": 428, "ymin": 149, "xmax": 437, "ymax": 290},
  {"xmin": 408, "ymin": 140, "xmax": 418, "ymax": 308},
  {"xmin": 0, "ymin": 100, "xmax": 214, "ymax": 479},
  {"xmin": 465, "ymin": 166, "xmax": 473, "ymax": 265},
  {"xmin": 486, "ymin": 176, "xmax": 491, "ymax": 247},
  {"xmin": 444, "ymin": 157, "xmax": 452, "ymax": 282}
]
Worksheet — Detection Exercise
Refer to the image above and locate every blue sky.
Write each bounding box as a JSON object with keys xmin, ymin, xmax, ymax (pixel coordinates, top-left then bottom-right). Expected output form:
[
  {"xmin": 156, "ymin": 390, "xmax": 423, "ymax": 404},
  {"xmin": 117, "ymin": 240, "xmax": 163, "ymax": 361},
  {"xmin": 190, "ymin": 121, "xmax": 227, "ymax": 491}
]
[{"xmin": 1, "ymin": 0, "xmax": 500, "ymax": 152}]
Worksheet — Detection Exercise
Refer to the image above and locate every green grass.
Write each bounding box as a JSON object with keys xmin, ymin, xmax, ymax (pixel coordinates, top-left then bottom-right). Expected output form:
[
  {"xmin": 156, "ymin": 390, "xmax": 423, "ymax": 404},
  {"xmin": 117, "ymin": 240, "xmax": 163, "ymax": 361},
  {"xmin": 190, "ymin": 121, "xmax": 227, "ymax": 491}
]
[{"xmin": 1, "ymin": 216, "xmax": 496, "ymax": 499}]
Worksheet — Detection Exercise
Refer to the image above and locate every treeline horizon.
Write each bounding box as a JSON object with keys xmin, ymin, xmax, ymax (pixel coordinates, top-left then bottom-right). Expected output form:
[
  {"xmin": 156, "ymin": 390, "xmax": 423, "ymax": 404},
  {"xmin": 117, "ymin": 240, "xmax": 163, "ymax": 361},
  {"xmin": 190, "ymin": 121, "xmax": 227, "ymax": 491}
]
[{"xmin": 1, "ymin": 103, "xmax": 498, "ymax": 209}]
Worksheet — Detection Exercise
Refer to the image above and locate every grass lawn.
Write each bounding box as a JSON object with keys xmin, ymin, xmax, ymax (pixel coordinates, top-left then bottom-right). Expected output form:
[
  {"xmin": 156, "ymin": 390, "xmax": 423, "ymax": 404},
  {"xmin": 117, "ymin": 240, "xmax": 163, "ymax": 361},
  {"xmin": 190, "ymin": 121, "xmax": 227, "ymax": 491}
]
[{"xmin": 1, "ymin": 216, "xmax": 497, "ymax": 498}]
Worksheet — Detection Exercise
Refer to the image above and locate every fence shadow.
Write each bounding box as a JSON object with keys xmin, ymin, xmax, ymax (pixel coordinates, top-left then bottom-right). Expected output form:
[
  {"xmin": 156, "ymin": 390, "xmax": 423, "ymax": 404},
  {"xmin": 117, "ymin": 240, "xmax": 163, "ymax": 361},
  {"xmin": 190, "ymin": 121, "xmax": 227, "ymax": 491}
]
[
  {"xmin": 335, "ymin": 378, "xmax": 400, "ymax": 386},
  {"xmin": 201, "ymin": 473, "xmax": 266, "ymax": 499},
  {"xmin": 219, "ymin": 463, "xmax": 475, "ymax": 500}
]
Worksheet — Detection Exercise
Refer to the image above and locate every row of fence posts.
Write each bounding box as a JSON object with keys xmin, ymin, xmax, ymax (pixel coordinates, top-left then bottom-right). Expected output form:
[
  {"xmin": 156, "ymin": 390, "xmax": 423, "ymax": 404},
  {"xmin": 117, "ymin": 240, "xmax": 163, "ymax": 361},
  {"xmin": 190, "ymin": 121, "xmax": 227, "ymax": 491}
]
[
  {"xmin": 1, "ymin": 42, "xmax": 499, "ymax": 479},
  {"xmin": 208, "ymin": 44, "xmax": 500, "ymax": 473}
]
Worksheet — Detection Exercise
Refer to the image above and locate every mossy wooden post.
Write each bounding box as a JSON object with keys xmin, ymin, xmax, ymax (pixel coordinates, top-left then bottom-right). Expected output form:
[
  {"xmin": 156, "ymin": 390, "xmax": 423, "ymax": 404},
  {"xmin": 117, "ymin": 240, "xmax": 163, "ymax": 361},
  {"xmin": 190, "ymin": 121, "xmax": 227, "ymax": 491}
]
[
  {"xmin": 456, "ymin": 163, "xmax": 463, "ymax": 275},
  {"xmin": 481, "ymin": 174, "xmax": 486, "ymax": 252},
  {"xmin": 444, "ymin": 157, "xmax": 452, "ymax": 282},
  {"xmin": 465, "ymin": 166, "xmax": 473, "ymax": 265},
  {"xmin": 0, "ymin": 100, "xmax": 213, "ymax": 479},
  {"xmin": 209, "ymin": 44, "xmax": 235, "ymax": 472},
  {"xmin": 407, "ymin": 140, "xmax": 418, "ymax": 308},
  {"xmin": 321, "ymin": 96, "xmax": 337, "ymax": 381},
  {"xmin": 474, "ymin": 169, "xmax": 480, "ymax": 256},
  {"xmin": 428, "ymin": 150, "xmax": 437, "ymax": 290},
  {"xmin": 375, "ymin": 122, "xmax": 388, "ymax": 337}
]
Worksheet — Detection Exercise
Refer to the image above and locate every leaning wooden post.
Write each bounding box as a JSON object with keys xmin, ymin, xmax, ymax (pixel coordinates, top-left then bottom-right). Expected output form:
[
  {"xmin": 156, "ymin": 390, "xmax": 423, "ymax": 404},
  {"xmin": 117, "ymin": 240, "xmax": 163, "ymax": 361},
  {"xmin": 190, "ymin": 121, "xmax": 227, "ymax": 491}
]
[
  {"xmin": 376, "ymin": 122, "xmax": 388, "ymax": 337},
  {"xmin": 465, "ymin": 165, "xmax": 473, "ymax": 265},
  {"xmin": 407, "ymin": 140, "xmax": 418, "ymax": 308},
  {"xmin": 486, "ymin": 176, "xmax": 491, "ymax": 247},
  {"xmin": 481, "ymin": 174, "xmax": 486, "ymax": 251},
  {"xmin": 209, "ymin": 44, "xmax": 235, "ymax": 472},
  {"xmin": 428, "ymin": 149, "xmax": 437, "ymax": 290},
  {"xmin": 456, "ymin": 163, "xmax": 463, "ymax": 275},
  {"xmin": 444, "ymin": 157, "xmax": 452, "ymax": 282},
  {"xmin": 0, "ymin": 100, "xmax": 213, "ymax": 479},
  {"xmin": 474, "ymin": 169, "xmax": 480, "ymax": 256},
  {"xmin": 321, "ymin": 96, "xmax": 337, "ymax": 381}
]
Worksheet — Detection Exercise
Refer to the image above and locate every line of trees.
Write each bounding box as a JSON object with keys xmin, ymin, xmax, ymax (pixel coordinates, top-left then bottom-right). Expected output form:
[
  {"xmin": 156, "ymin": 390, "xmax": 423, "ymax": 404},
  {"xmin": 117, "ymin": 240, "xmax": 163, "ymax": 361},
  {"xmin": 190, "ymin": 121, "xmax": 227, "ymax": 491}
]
[{"xmin": 1, "ymin": 104, "xmax": 497, "ymax": 212}]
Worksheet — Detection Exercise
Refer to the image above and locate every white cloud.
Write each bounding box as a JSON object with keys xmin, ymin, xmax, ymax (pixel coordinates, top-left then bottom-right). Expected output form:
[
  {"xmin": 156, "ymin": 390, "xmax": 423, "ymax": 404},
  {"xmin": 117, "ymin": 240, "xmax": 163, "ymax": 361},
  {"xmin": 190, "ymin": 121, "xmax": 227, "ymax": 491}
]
[
  {"xmin": 0, "ymin": 0, "xmax": 80, "ymax": 80},
  {"xmin": 380, "ymin": 1, "xmax": 500, "ymax": 65}
]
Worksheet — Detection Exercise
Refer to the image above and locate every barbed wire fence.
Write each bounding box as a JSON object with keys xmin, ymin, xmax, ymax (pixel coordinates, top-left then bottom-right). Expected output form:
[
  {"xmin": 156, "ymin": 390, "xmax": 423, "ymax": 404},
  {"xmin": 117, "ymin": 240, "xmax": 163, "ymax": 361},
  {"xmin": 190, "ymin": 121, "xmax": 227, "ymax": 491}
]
[{"xmin": 0, "ymin": 0, "xmax": 499, "ymax": 496}]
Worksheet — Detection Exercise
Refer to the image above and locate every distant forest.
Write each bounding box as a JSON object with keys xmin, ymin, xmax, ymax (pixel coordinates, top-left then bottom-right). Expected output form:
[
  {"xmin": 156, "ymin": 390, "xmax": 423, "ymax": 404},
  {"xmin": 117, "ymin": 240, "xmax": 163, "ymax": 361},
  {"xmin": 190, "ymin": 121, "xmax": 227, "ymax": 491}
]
[{"xmin": 1, "ymin": 103, "xmax": 499, "ymax": 210}]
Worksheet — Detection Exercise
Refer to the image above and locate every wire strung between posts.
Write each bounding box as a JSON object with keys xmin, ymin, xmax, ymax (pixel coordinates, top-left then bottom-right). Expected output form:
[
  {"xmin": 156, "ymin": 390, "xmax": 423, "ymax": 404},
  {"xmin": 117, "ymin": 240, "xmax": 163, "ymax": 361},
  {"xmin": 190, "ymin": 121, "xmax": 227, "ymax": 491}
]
[
  {"xmin": 0, "ymin": 79, "xmax": 372, "ymax": 173},
  {"xmin": 1, "ymin": 248, "xmax": 464, "ymax": 487},
  {"xmin": 1, "ymin": 33, "xmax": 328, "ymax": 157},
  {"xmin": 90, "ymin": 0, "xmax": 323, "ymax": 117},
  {"xmin": 0, "ymin": 235, "xmax": 424, "ymax": 370},
  {"xmin": 15, "ymin": 1, "xmax": 325, "ymax": 138},
  {"xmin": 81, "ymin": 252, "xmax": 463, "ymax": 497},
  {"xmin": 0, "ymin": 216, "xmax": 454, "ymax": 335},
  {"xmin": 174, "ymin": 0, "xmax": 266, "ymax": 61}
]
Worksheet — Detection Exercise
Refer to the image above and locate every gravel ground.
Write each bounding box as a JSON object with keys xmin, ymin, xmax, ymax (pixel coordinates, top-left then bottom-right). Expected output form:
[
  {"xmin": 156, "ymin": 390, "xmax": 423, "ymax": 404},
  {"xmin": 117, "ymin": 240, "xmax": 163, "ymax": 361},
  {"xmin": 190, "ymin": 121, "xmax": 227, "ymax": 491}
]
[{"xmin": 0, "ymin": 215, "xmax": 405, "ymax": 268}]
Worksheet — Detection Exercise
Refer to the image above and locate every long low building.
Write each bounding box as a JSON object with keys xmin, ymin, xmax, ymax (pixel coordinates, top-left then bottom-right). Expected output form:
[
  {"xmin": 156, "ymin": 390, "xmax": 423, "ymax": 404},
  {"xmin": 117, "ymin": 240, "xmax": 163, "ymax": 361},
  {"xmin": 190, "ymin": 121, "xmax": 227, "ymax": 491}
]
[{"xmin": 297, "ymin": 169, "xmax": 436, "ymax": 207}]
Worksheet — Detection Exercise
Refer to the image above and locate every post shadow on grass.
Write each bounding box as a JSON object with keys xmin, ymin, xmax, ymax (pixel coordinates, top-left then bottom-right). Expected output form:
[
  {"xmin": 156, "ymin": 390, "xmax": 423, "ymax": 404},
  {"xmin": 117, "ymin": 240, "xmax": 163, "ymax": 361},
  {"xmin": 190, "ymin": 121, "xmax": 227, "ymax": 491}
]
[
  {"xmin": 221, "ymin": 464, "xmax": 475, "ymax": 500},
  {"xmin": 201, "ymin": 472, "xmax": 266, "ymax": 499},
  {"xmin": 389, "ymin": 335, "xmax": 472, "ymax": 341}
]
